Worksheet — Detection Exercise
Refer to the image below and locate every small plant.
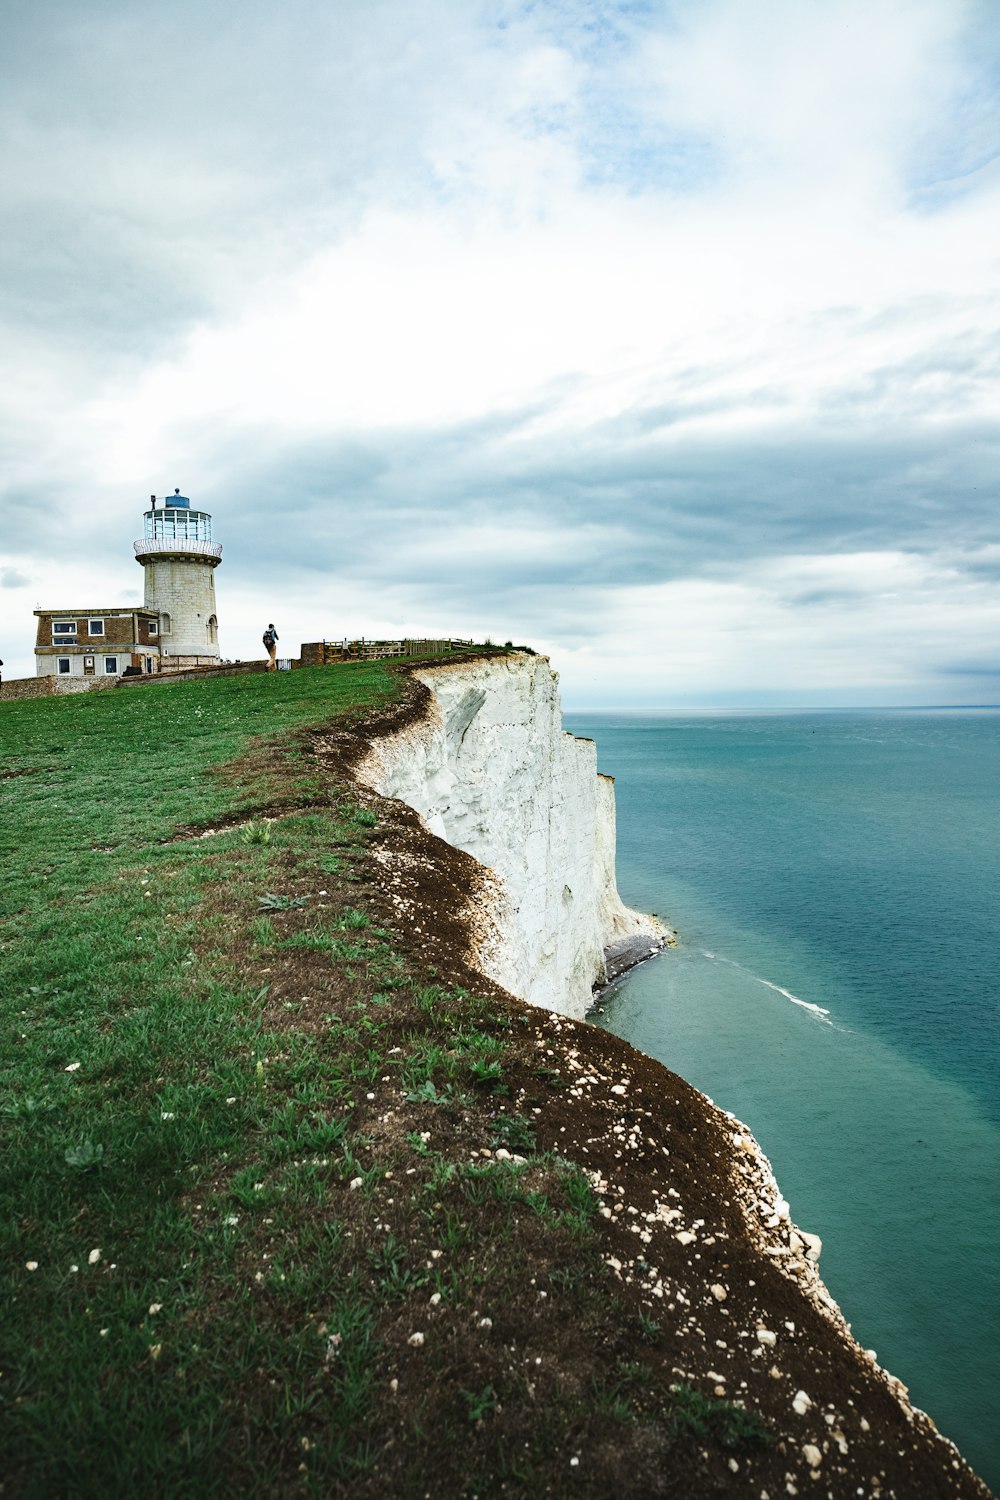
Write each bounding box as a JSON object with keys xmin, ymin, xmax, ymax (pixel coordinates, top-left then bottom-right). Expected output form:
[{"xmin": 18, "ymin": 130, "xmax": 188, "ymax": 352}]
[
  {"xmin": 352, "ymin": 808, "xmax": 377, "ymax": 828},
  {"xmin": 547, "ymin": 1266, "xmax": 581, "ymax": 1291},
  {"xmin": 667, "ymin": 1384, "xmax": 772, "ymax": 1452},
  {"xmin": 241, "ymin": 820, "xmax": 272, "ymax": 846},
  {"xmin": 257, "ymin": 892, "xmax": 308, "ymax": 910},
  {"xmin": 404, "ymin": 1079, "xmax": 452, "ymax": 1106},
  {"xmin": 468, "ymin": 1058, "xmax": 506, "ymax": 1094},
  {"xmin": 559, "ymin": 1162, "xmax": 598, "ymax": 1217},
  {"xmin": 229, "ymin": 1164, "xmax": 272, "ymax": 1207},
  {"xmin": 367, "ymin": 1237, "xmax": 424, "ymax": 1301},
  {"xmin": 590, "ymin": 1371, "xmax": 637, "ymax": 1425},
  {"xmin": 489, "ymin": 1114, "xmax": 536, "ymax": 1153},
  {"xmin": 337, "ymin": 908, "xmax": 370, "ymax": 930},
  {"xmin": 2, "ymin": 1094, "xmax": 57, "ymax": 1119},
  {"xmin": 64, "ymin": 1140, "xmax": 104, "ymax": 1170},
  {"xmin": 461, "ymin": 1385, "xmax": 497, "ymax": 1423},
  {"xmin": 425, "ymin": 1159, "xmax": 457, "ymax": 1195},
  {"xmin": 638, "ymin": 1312, "xmax": 661, "ymax": 1343}
]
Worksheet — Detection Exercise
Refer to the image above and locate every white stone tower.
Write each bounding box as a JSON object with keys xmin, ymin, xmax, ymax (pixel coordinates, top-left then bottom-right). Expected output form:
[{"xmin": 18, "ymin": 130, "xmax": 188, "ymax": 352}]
[{"xmin": 134, "ymin": 489, "xmax": 222, "ymax": 669}]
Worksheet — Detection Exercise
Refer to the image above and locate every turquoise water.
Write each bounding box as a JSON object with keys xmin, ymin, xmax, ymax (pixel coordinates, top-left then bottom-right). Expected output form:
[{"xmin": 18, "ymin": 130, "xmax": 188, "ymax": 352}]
[{"xmin": 565, "ymin": 710, "xmax": 1000, "ymax": 1491}]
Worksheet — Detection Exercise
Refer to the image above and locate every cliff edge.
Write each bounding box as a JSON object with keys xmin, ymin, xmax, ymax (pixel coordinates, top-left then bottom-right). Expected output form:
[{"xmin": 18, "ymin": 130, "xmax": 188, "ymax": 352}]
[
  {"xmin": 327, "ymin": 650, "xmax": 991, "ymax": 1499},
  {"xmin": 358, "ymin": 652, "xmax": 666, "ymax": 1017}
]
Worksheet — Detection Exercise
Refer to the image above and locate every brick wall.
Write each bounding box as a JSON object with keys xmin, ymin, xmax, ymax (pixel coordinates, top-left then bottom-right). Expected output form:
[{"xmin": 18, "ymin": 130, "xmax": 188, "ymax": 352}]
[
  {"xmin": 118, "ymin": 659, "xmax": 275, "ymax": 687},
  {"xmin": 0, "ymin": 674, "xmax": 116, "ymax": 703},
  {"xmin": 0, "ymin": 676, "xmax": 56, "ymax": 702}
]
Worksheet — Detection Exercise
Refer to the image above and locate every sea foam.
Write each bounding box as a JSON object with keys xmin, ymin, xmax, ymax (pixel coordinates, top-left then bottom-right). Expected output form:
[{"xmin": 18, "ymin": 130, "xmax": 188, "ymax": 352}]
[{"xmin": 701, "ymin": 950, "xmax": 833, "ymax": 1025}]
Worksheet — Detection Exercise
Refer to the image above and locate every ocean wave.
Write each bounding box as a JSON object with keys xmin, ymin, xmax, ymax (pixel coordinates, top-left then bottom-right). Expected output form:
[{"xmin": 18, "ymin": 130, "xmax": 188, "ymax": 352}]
[{"xmin": 700, "ymin": 951, "xmax": 833, "ymax": 1025}]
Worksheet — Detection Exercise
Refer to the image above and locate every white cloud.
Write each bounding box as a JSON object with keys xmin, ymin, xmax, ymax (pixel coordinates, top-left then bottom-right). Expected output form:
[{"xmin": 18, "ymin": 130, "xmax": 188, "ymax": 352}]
[{"xmin": 0, "ymin": 0, "xmax": 997, "ymax": 699}]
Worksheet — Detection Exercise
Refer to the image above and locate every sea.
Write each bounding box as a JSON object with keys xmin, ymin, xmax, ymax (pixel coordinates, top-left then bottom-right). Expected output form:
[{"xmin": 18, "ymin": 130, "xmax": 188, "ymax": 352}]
[{"xmin": 564, "ymin": 708, "xmax": 1000, "ymax": 1492}]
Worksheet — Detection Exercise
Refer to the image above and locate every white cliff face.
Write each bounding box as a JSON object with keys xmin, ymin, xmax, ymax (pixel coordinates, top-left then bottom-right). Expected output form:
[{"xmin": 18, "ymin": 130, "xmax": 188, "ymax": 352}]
[{"xmin": 358, "ymin": 653, "xmax": 664, "ymax": 1018}]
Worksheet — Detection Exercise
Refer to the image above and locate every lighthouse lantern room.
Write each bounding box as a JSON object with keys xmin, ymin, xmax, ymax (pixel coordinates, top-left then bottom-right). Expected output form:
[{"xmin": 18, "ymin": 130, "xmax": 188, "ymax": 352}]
[{"xmin": 134, "ymin": 489, "xmax": 223, "ymax": 666}]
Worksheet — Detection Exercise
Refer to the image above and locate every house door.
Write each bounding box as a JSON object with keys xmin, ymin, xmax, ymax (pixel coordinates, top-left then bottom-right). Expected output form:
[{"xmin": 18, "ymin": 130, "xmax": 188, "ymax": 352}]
[{"xmin": 83, "ymin": 656, "xmax": 95, "ymax": 676}]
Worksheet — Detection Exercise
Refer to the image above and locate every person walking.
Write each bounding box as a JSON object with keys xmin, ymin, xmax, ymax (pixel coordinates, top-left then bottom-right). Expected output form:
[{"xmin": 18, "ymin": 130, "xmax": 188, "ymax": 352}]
[{"xmin": 262, "ymin": 624, "xmax": 278, "ymax": 672}]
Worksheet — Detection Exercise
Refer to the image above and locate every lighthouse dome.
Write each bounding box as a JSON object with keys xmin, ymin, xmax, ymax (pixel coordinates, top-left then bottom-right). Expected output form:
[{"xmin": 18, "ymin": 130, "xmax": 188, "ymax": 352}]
[{"xmin": 168, "ymin": 488, "xmax": 191, "ymax": 509}]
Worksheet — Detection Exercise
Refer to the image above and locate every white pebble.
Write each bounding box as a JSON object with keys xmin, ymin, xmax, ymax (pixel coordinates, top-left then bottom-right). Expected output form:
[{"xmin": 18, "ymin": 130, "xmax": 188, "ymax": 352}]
[
  {"xmin": 88, "ymin": 1248, "xmax": 102, "ymax": 1265},
  {"xmin": 756, "ymin": 1328, "xmax": 777, "ymax": 1346},
  {"xmin": 407, "ymin": 1332, "xmax": 425, "ymax": 1347},
  {"xmin": 802, "ymin": 1443, "xmax": 822, "ymax": 1467}
]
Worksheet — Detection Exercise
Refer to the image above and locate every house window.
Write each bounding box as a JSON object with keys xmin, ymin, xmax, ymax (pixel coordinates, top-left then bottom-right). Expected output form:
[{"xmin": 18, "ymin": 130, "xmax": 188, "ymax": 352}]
[
  {"xmin": 160, "ymin": 613, "xmax": 171, "ymax": 634},
  {"xmin": 88, "ymin": 619, "xmax": 105, "ymax": 636},
  {"xmin": 52, "ymin": 621, "xmax": 77, "ymax": 641},
  {"xmin": 104, "ymin": 657, "xmax": 118, "ymax": 675},
  {"xmin": 148, "ymin": 621, "xmax": 158, "ymax": 637},
  {"xmin": 58, "ymin": 658, "xmax": 71, "ymax": 674}
]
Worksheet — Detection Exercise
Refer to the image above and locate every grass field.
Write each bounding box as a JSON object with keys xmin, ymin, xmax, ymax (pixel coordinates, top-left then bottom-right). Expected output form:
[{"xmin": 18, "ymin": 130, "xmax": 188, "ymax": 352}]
[
  {"xmin": 1, "ymin": 661, "xmax": 773, "ymax": 1498},
  {"xmin": 1, "ymin": 664, "xmax": 409, "ymax": 1491}
]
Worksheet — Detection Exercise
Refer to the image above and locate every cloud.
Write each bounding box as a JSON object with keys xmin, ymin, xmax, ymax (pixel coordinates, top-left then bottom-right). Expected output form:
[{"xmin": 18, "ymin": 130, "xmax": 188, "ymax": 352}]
[{"xmin": 0, "ymin": 1, "xmax": 997, "ymax": 699}]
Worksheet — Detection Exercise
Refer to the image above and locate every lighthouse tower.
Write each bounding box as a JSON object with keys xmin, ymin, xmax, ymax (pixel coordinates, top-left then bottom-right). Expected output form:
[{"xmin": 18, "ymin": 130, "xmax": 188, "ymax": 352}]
[{"xmin": 134, "ymin": 489, "xmax": 222, "ymax": 669}]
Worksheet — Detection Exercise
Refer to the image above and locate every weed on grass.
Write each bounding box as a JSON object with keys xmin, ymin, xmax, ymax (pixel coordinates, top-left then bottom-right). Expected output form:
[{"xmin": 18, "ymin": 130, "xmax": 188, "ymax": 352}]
[
  {"xmin": 242, "ymin": 819, "xmax": 272, "ymax": 845},
  {"xmin": 667, "ymin": 1382, "xmax": 773, "ymax": 1453}
]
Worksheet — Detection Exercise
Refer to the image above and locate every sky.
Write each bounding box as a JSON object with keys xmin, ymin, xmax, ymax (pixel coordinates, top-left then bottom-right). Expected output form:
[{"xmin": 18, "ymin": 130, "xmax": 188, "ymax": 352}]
[{"xmin": 1, "ymin": 0, "xmax": 998, "ymax": 707}]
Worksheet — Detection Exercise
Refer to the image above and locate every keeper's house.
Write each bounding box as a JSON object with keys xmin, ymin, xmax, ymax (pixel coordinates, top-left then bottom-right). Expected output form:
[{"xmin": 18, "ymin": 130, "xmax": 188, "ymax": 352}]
[
  {"xmin": 33, "ymin": 489, "xmax": 223, "ymax": 681},
  {"xmin": 33, "ymin": 608, "xmax": 161, "ymax": 680}
]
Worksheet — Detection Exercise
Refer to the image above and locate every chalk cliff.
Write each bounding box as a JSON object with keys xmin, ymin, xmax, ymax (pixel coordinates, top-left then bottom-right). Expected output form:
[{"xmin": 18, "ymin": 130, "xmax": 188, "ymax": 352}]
[{"xmin": 358, "ymin": 652, "xmax": 664, "ymax": 1018}]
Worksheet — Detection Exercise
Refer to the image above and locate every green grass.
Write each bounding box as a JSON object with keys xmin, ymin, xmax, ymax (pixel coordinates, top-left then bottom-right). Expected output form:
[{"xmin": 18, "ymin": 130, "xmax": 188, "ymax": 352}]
[{"xmin": 0, "ymin": 665, "xmax": 408, "ymax": 1492}]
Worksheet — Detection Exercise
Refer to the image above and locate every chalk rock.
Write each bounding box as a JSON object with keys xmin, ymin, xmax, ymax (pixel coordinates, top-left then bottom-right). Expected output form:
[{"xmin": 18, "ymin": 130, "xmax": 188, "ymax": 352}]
[{"xmin": 358, "ymin": 654, "xmax": 665, "ymax": 1019}]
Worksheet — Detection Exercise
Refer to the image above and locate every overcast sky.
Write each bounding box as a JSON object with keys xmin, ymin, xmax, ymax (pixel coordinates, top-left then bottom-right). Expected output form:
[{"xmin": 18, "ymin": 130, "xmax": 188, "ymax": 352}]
[{"xmin": 1, "ymin": 0, "xmax": 998, "ymax": 706}]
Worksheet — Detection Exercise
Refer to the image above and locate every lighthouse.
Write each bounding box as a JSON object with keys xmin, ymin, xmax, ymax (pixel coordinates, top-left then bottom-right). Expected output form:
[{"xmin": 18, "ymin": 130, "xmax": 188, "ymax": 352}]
[{"xmin": 134, "ymin": 489, "xmax": 222, "ymax": 668}]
